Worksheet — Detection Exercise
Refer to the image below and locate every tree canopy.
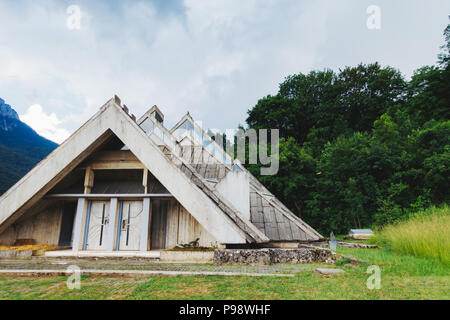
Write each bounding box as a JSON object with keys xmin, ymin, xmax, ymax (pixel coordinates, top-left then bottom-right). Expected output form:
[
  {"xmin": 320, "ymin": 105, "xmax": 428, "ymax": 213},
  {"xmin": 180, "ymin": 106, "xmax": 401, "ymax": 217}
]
[{"xmin": 244, "ymin": 24, "xmax": 450, "ymax": 234}]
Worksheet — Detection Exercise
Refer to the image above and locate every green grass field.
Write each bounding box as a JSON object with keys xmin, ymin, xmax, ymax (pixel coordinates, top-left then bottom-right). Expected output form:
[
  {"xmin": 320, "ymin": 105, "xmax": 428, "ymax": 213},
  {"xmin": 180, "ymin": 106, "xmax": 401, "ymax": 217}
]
[
  {"xmin": 0, "ymin": 245, "xmax": 448, "ymax": 300},
  {"xmin": 0, "ymin": 207, "xmax": 448, "ymax": 300}
]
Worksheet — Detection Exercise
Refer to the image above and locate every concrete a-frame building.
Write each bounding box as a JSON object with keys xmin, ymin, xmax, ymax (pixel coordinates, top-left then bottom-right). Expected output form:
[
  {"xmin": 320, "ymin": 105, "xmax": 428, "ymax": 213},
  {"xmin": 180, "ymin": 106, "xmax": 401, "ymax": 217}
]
[{"xmin": 0, "ymin": 97, "xmax": 322, "ymax": 254}]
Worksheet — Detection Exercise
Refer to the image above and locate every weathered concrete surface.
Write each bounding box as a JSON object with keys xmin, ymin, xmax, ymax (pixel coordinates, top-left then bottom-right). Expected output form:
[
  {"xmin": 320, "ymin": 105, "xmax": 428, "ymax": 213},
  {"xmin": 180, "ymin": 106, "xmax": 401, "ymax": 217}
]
[
  {"xmin": 214, "ymin": 247, "xmax": 334, "ymax": 265},
  {"xmin": 0, "ymin": 250, "xmax": 32, "ymax": 259},
  {"xmin": 44, "ymin": 250, "xmax": 161, "ymax": 259},
  {"xmin": 215, "ymin": 170, "xmax": 250, "ymax": 220},
  {"xmin": 315, "ymin": 268, "xmax": 345, "ymax": 275},
  {"xmin": 0, "ymin": 269, "xmax": 293, "ymax": 277},
  {"xmin": 160, "ymin": 251, "xmax": 214, "ymax": 263},
  {"xmin": 0, "ymin": 251, "xmax": 16, "ymax": 259},
  {"xmin": 0, "ymin": 258, "xmax": 311, "ymax": 275}
]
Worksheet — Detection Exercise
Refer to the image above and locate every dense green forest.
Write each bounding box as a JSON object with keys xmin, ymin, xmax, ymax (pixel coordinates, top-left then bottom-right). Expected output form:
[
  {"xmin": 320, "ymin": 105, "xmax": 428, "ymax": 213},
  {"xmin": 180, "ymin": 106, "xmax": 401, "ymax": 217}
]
[{"xmin": 243, "ymin": 24, "xmax": 449, "ymax": 234}]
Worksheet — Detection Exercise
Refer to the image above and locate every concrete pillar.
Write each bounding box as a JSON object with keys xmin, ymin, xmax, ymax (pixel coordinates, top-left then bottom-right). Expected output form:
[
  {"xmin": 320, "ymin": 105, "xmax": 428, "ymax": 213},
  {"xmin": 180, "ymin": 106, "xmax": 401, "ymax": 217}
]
[
  {"xmin": 72, "ymin": 198, "xmax": 86, "ymax": 252},
  {"xmin": 106, "ymin": 198, "xmax": 118, "ymax": 251},
  {"xmin": 140, "ymin": 198, "xmax": 151, "ymax": 252}
]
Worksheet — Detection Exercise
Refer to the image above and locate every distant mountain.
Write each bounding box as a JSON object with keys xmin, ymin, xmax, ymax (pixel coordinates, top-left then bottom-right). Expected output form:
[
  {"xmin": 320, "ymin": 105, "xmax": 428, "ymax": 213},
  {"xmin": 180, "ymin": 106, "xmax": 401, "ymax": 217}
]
[{"xmin": 0, "ymin": 98, "xmax": 58, "ymax": 195}]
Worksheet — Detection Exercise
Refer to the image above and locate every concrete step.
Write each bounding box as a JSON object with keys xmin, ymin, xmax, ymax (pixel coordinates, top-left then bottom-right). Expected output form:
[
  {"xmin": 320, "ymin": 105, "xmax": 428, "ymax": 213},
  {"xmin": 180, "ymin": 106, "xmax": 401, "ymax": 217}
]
[{"xmin": 44, "ymin": 250, "xmax": 161, "ymax": 259}]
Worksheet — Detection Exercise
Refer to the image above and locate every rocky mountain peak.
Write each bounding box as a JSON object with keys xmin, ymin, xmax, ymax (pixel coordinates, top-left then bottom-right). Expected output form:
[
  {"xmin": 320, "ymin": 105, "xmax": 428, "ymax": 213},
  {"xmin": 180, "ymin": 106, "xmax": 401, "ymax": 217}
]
[
  {"xmin": 0, "ymin": 98, "xmax": 20, "ymax": 131},
  {"xmin": 0, "ymin": 98, "xmax": 19, "ymax": 120}
]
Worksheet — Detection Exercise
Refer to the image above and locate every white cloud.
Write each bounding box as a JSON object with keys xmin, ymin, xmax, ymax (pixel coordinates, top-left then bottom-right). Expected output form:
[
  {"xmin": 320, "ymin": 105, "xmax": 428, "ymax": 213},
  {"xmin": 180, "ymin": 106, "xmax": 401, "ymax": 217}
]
[
  {"xmin": 0, "ymin": 0, "xmax": 449, "ymax": 136},
  {"xmin": 20, "ymin": 104, "xmax": 71, "ymax": 143}
]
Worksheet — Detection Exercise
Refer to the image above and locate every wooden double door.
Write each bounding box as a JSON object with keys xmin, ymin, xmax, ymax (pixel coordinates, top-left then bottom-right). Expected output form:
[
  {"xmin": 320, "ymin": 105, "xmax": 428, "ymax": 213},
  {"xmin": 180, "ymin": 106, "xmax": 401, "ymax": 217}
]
[
  {"xmin": 83, "ymin": 199, "xmax": 169, "ymax": 251},
  {"xmin": 116, "ymin": 200, "xmax": 143, "ymax": 251},
  {"xmin": 85, "ymin": 201, "xmax": 110, "ymax": 251},
  {"xmin": 84, "ymin": 200, "xmax": 143, "ymax": 251}
]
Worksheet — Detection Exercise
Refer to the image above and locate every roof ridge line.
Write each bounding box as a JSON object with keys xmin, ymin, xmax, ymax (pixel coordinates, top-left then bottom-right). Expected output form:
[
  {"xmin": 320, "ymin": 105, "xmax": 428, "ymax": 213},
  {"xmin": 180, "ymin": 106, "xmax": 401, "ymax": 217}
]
[{"xmin": 0, "ymin": 97, "xmax": 119, "ymax": 203}]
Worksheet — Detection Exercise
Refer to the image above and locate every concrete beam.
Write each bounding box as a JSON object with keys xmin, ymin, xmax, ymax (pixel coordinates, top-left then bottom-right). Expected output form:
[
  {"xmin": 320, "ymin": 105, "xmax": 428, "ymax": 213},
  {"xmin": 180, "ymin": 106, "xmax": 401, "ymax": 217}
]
[
  {"xmin": 72, "ymin": 198, "xmax": 86, "ymax": 252},
  {"xmin": 46, "ymin": 194, "xmax": 172, "ymax": 199},
  {"xmin": 83, "ymin": 166, "xmax": 94, "ymax": 194}
]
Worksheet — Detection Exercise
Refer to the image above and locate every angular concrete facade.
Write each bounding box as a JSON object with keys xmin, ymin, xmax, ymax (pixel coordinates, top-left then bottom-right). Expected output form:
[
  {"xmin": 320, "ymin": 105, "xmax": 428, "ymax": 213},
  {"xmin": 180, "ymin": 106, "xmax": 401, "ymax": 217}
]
[{"xmin": 0, "ymin": 97, "xmax": 322, "ymax": 254}]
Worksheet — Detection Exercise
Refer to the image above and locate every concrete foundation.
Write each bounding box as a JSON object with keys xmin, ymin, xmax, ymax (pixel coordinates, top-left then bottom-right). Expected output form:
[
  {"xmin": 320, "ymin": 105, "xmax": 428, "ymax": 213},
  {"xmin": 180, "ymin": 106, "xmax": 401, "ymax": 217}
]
[
  {"xmin": 0, "ymin": 250, "xmax": 33, "ymax": 259},
  {"xmin": 159, "ymin": 251, "xmax": 214, "ymax": 263},
  {"xmin": 44, "ymin": 250, "xmax": 161, "ymax": 259}
]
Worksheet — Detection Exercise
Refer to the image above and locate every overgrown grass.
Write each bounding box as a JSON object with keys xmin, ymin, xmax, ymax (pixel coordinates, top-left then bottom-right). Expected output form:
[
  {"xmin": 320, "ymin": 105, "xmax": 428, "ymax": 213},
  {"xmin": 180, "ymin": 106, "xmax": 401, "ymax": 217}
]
[{"xmin": 372, "ymin": 205, "xmax": 450, "ymax": 266}]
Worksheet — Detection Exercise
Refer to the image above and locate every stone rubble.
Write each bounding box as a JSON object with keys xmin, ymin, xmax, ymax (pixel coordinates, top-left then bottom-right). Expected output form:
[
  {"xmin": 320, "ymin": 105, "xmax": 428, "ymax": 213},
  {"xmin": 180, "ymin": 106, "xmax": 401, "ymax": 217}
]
[{"xmin": 213, "ymin": 247, "xmax": 334, "ymax": 265}]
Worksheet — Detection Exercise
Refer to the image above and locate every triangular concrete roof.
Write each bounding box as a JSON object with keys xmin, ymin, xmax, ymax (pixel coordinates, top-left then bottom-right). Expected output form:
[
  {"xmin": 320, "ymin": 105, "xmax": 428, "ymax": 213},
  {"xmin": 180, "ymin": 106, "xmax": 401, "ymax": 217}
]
[
  {"xmin": 0, "ymin": 97, "xmax": 269, "ymax": 244},
  {"xmin": 168, "ymin": 110, "xmax": 322, "ymax": 241}
]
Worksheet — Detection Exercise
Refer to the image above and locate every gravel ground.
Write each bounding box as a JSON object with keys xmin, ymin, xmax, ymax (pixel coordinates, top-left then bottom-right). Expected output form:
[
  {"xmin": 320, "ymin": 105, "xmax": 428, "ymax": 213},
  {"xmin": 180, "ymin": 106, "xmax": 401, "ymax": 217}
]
[{"xmin": 0, "ymin": 258, "xmax": 315, "ymax": 274}]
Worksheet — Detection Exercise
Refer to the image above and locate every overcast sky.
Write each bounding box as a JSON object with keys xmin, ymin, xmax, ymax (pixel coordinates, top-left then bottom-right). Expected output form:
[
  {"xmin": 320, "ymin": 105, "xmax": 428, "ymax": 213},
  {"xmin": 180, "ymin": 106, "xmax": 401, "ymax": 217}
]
[{"xmin": 0, "ymin": 0, "xmax": 449, "ymax": 143}]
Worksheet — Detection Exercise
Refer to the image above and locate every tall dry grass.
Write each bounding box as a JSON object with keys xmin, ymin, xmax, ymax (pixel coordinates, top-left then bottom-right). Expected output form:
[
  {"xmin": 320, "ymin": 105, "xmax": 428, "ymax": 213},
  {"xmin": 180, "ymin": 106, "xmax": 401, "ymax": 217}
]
[{"xmin": 374, "ymin": 205, "xmax": 450, "ymax": 266}]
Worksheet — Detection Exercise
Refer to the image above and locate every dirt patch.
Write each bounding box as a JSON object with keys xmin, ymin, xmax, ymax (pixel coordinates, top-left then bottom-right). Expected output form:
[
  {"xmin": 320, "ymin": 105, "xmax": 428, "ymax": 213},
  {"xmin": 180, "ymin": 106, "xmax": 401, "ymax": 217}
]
[{"xmin": 176, "ymin": 282, "xmax": 212, "ymax": 297}]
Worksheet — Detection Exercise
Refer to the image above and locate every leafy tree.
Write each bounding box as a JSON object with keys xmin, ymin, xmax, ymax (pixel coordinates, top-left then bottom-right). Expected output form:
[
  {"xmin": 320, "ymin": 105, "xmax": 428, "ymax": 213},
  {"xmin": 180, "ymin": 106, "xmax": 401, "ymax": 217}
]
[
  {"xmin": 241, "ymin": 24, "xmax": 450, "ymax": 234},
  {"xmin": 336, "ymin": 63, "xmax": 406, "ymax": 132},
  {"xmin": 247, "ymin": 70, "xmax": 337, "ymax": 144},
  {"xmin": 406, "ymin": 66, "xmax": 450, "ymax": 123}
]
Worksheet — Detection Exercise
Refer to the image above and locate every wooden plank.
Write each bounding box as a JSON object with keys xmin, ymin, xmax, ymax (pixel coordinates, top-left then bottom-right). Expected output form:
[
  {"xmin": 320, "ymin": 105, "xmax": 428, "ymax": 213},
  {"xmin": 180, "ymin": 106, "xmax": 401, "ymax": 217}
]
[
  {"xmin": 88, "ymin": 150, "xmax": 139, "ymax": 162},
  {"xmin": 87, "ymin": 161, "xmax": 144, "ymax": 170},
  {"xmin": 47, "ymin": 193, "xmax": 172, "ymax": 198},
  {"xmin": 264, "ymin": 222, "xmax": 276, "ymax": 239},
  {"xmin": 264, "ymin": 205, "xmax": 274, "ymax": 223},
  {"xmin": 150, "ymin": 200, "xmax": 162, "ymax": 249},
  {"xmin": 84, "ymin": 166, "xmax": 94, "ymax": 194},
  {"xmin": 289, "ymin": 221, "xmax": 302, "ymax": 240},
  {"xmin": 165, "ymin": 200, "xmax": 179, "ymax": 249},
  {"xmin": 6, "ymin": 202, "xmax": 64, "ymax": 246}
]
